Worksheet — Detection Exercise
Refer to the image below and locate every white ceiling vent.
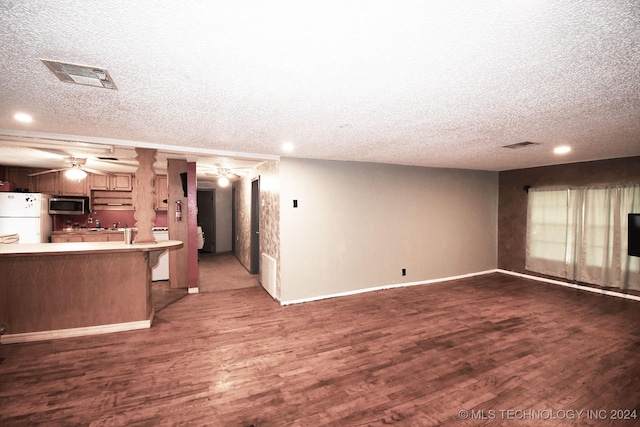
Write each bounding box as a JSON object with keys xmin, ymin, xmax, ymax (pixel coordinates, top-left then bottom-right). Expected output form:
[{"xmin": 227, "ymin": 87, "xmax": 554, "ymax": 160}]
[
  {"xmin": 503, "ymin": 141, "xmax": 541, "ymax": 149},
  {"xmin": 41, "ymin": 60, "xmax": 117, "ymax": 90}
]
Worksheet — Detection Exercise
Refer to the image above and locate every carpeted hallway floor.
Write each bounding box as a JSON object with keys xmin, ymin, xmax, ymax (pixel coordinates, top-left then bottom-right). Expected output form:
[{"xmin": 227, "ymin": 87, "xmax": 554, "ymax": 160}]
[{"xmin": 152, "ymin": 252, "xmax": 259, "ymax": 312}]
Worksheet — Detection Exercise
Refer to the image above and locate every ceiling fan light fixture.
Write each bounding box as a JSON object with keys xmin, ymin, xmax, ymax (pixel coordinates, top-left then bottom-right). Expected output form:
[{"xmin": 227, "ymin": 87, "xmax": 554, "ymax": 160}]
[
  {"xmin": 218, "ymin": 176, "xmax": 230, "ymax": 187},
  {"xmin": 65, "ymin": 167, "xmax": 88, "ymax": 181}
]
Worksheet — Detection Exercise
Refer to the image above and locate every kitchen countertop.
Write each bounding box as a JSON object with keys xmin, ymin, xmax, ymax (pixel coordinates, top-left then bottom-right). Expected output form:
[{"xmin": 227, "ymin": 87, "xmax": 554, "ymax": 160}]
[{"xmin": 0, "ymin": 240, "xmax": 183, "ymax": 257}]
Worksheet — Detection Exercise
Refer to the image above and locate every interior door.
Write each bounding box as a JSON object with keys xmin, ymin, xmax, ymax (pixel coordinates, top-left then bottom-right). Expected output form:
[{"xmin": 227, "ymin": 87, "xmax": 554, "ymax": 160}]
[
  {"xmin": 196, "ymin": 190, "xmax": 215, "ymax": 253},
  {"xmin": 250, "ymin": 178, "xmax": 260, "ymax": 274},
  {"xmin": 232, "ymin": 188, "xmax": 236, "ymax": 254}
]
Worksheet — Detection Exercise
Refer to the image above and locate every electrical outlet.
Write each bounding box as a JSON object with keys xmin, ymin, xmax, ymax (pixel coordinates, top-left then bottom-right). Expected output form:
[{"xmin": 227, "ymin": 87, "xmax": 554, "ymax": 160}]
[{"xmin": 402, "ymin": 268, "xmax": 406, "ymax": 276}]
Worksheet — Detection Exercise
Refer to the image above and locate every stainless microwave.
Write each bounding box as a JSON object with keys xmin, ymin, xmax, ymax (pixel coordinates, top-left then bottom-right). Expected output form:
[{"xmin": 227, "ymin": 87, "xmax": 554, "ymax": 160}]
[{"xmin": 49, "ymin": 196, "xmax": 90, "ymax": 215}]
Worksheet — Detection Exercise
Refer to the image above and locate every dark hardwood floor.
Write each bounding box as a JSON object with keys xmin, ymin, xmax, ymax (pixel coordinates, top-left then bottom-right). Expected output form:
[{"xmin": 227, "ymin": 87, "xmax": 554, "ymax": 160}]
[{"xmin": 1, "ymin": 273, "xmax": 639, "ymax": 426}]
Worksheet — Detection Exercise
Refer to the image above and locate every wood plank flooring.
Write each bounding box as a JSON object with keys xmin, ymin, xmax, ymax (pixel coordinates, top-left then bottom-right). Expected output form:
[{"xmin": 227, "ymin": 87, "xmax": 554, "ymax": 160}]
[{"xmin": 1, "ymin": 273, "xmax": 639, "ymax": 426}]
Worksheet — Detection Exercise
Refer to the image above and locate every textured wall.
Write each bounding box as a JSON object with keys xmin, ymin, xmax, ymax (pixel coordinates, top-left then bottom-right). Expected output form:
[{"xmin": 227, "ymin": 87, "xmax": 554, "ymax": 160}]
[
  {"xmin": 234, "ymin": 175, "xmax": 252, "ymax": 271},
  {"xmin": 498, "ymin": 156, "xmax": 640, "ymax": 274},
  {"xmin": 234, "ymin": 160, "xmax": 280, "ymax": 296},
  {"xmin": 256, "ymin": 161, "xmax": 281, "ymax": 296}
]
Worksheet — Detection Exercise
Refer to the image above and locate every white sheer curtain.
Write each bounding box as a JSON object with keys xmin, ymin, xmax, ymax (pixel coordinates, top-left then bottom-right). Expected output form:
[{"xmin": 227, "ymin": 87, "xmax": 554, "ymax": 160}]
[{"xmin": 526, "ymin": 184, "xmax": 640, "ymax": 291}]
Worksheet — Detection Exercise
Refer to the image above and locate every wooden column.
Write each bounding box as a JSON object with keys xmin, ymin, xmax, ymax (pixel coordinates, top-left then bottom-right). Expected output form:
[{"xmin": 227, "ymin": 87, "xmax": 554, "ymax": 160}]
[
  {"xmin": 133, "ymin": 148, "xmax": 157, "ymax": 243},
  {"xmin": 187, "ymin": 162, "xmax": 198, "ymax": 290},
  {"xmin": 168, "ymin": 159, "xmax": 189, "ymax": 288}
]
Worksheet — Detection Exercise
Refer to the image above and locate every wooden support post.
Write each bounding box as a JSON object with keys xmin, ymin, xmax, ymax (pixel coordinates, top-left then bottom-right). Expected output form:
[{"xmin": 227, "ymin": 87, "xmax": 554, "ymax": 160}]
[{"xmin": 133, "ymin": 148, "xmax": 157, "ymax": 243}]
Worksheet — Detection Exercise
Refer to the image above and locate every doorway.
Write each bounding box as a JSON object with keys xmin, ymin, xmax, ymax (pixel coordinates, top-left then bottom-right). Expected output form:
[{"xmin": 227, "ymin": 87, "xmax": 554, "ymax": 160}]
[
  {"xmin": 250, "ymin": 178, "xmax": 260, "ymax": 274},
  {"xmin": 197, "ymin": 190, "xmax": 215, "ymax": 253}
]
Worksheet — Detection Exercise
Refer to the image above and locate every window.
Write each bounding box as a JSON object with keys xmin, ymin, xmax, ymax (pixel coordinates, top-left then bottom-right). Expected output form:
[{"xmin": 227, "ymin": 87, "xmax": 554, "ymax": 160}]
[{"xmin": 526, "ymin": 185, "xmax": 640, "ymax": 291}]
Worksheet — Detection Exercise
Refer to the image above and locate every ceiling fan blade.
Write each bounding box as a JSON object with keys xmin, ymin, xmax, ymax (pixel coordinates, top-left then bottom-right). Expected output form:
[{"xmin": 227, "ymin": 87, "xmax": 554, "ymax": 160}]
[
  {"xmin": 28, "ymin": 168, "xmax": 67, "ymax": 177},
  {"xmin": 31, "ymin": 147, "xmax": 70, "ymax": 157},
  {"xmin": 94, "ymin": 158, "xmax": 138, "ymax": 166},
  {"xmin": 83, "ymin": 168, "xmax": 110, "ymax": 176}
]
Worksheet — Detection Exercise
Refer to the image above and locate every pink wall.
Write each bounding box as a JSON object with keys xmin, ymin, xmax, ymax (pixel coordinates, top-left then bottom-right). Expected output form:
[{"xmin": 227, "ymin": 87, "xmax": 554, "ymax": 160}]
[{"xmin": 53, "ymin": 210, "xmax": 168, "ymax": 230}]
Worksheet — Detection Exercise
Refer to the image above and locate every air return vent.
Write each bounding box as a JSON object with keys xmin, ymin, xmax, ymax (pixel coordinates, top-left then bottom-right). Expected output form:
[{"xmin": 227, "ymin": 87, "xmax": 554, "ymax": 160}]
[
  {"xmin": 41, "ymin": 60, "xmax": 117, "ymax": 90},
  {"xmin": 261, "ymin": 253, "xmax": 277, "ymax": 300},
  {"xmin": 503, "ymin": 141, "xmax": 541, "ymax": 149}
]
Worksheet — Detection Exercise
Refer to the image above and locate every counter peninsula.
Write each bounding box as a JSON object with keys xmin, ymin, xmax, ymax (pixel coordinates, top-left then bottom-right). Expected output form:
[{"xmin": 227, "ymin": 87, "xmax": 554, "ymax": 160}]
[{"xmin": 0, "ymin": 240, "xmax": 182, "ymax": 344}]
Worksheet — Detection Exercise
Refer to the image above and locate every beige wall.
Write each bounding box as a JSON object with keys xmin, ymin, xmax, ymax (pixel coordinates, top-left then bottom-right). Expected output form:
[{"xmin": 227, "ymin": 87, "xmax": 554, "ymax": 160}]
[
  {"xmin": 234, "ymin": 174, "xmax": 252, "ymax": 271},
  {"xmin": 279, "ymin": 158, "xmax": 499, "ymax": 302}
]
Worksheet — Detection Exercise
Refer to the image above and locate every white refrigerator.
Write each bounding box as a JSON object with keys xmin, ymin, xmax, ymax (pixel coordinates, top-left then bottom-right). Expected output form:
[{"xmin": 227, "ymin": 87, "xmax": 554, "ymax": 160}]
[{"xmin": 0, "ymin": 193, "xmax": 52, "ymax": 243}]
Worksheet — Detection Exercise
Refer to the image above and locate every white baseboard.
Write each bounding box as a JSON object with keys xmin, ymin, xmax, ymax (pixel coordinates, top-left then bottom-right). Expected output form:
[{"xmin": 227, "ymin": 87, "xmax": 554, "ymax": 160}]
[
  {"xmin": 188, "ymin": 287, "xmax": 199, "ymax": 294},
  {"xmin": 279, "ymin": 269, "xmax": 497, "ymax": 306},
  {"xmin": 279, "ymin": 268, "xmax": 640, "ymax": 306},
  {"xmin": 0, "ymin": 316, "xmax": 153, "ymax": 344},
  {"xmin": 496, "ymin": 269, "xmax": 640, "ymax": 302}
]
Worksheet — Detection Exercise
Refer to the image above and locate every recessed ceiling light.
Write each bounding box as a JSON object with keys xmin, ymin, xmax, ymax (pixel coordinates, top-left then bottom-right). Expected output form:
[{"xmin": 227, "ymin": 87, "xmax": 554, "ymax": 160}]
[
  {"xmin": 282, "ymin": 142, "xmax": 295, "ymax": 152},
  {"xmin": 554, "ymin": 146, "xmax": 571, "ymax": 155},
  {"xmin": 14, "ymin": 112, "xmax": 33, "ymax": 123}
]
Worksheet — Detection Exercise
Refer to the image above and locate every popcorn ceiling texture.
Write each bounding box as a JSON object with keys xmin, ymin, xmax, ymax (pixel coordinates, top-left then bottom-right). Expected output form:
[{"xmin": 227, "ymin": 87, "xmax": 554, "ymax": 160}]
[{"xmin": 0, "ymin": 1, "xmax": 639, "ymax": 171}]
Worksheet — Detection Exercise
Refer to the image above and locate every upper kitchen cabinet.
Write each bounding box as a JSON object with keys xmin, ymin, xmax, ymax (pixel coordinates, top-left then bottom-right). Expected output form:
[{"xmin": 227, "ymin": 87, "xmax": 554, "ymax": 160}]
[
  {"xmin": 6, "ymin": 167, "xmax": 36, "ymax": 191},
  {"xmin": 35, "ymin": 172, "xmax": 59, "ymax": 195},
  {"xmin": 91, "ymin": 173, "xmax": 133, "ymax": 191},
  {"xmin": 155, "ymin": 175, "xmax": 168, "ymax": 211},
  {"xmin": 61, "ymin": 175, "xmax": 88, "ymax": 196},
  {"xmin": 32, "ymin": 171, "xmax": 88, "ymax": 196}
]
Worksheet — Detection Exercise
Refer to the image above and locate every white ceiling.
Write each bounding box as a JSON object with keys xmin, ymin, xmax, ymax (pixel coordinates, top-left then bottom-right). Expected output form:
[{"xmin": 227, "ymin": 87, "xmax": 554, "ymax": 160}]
[{"xmin": 1, "ymin": 0, "xmax": 639, "ymax": 173}]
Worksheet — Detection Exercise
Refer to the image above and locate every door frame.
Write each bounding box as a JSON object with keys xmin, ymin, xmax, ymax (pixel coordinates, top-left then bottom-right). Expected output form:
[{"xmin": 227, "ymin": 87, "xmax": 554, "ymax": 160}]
[
  {"xmin": 196, "ymin": 189, "xmax": 216, "ymax": 253},
  {"xmin": 250, "ymin": 177, "xmax": 260, "ymax": 274}
]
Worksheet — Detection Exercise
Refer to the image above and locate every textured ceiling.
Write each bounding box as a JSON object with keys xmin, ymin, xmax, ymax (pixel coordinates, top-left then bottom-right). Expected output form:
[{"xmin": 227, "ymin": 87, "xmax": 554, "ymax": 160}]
[{"xmin": 1, "ymin": 0, "xmax": 639, "ymax": 173}]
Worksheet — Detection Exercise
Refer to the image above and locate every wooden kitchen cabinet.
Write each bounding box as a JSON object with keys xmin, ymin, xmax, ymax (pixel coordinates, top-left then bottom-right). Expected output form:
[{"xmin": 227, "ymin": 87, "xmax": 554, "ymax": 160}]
[
  {"xmin": 90, "ymin": 173, "xmax": 133, "ymax": 191},
  {"xmin": 34, "ymin": 171, "xmax": 88, "ymax": 196},
  {"xmin": 35, "ymin": 172, "xmax": 60, "ymax": 195},
  {"xmin": 61, "ymin": 174, "xmax": 88, "ymax": 196},
  {"xmin": 155, "ymin": 175, "xmax": 168, "ymax": 211},
  {"xmin": 82, "ymin": 234, "xmax": 109, "ymax": 242},
  {"xmin": 84, "ymin": 233, "xmax": 127, "ymax": 242},
  {"xmin": 51, "ymin": 235, "xmax": 83, "ymax": 243},
  {"xmin": 6, "ymin": 167, "xmax": 36, "ymax": 191},
  {"xmin": 91, "ymin": 190, "xmax": 133, "ymax": 210},
  {"xmin": 52, "ymin": 231, "xmax": 130, "ymax": 243}
]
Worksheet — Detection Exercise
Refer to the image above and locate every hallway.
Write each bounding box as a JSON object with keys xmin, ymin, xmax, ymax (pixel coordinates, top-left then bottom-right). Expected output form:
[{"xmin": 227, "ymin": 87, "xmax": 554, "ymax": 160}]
[
  {"xmin": 197, "ymin": 252, "xmax": 260, "ymax": 292},
  {"xmin": 152, "ymin": 253, "xmax": 259, "ymax": 313}
]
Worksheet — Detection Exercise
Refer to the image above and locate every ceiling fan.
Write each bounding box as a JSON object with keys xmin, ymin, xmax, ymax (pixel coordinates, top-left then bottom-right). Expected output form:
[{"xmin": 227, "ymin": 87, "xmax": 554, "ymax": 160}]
[
  {"xmin": 198, "ymin": 166, "xmax": 251, "ymax": 187},
  {"xmin": 28, "ymin": 157, "xmax": 109, "ymax": 179}
]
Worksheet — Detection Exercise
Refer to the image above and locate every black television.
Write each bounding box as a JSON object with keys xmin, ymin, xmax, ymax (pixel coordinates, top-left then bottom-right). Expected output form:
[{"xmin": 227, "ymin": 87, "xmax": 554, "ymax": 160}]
[{"xmin": 629, "ymin": 213, "xmax": 640, "ymax": 257}]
